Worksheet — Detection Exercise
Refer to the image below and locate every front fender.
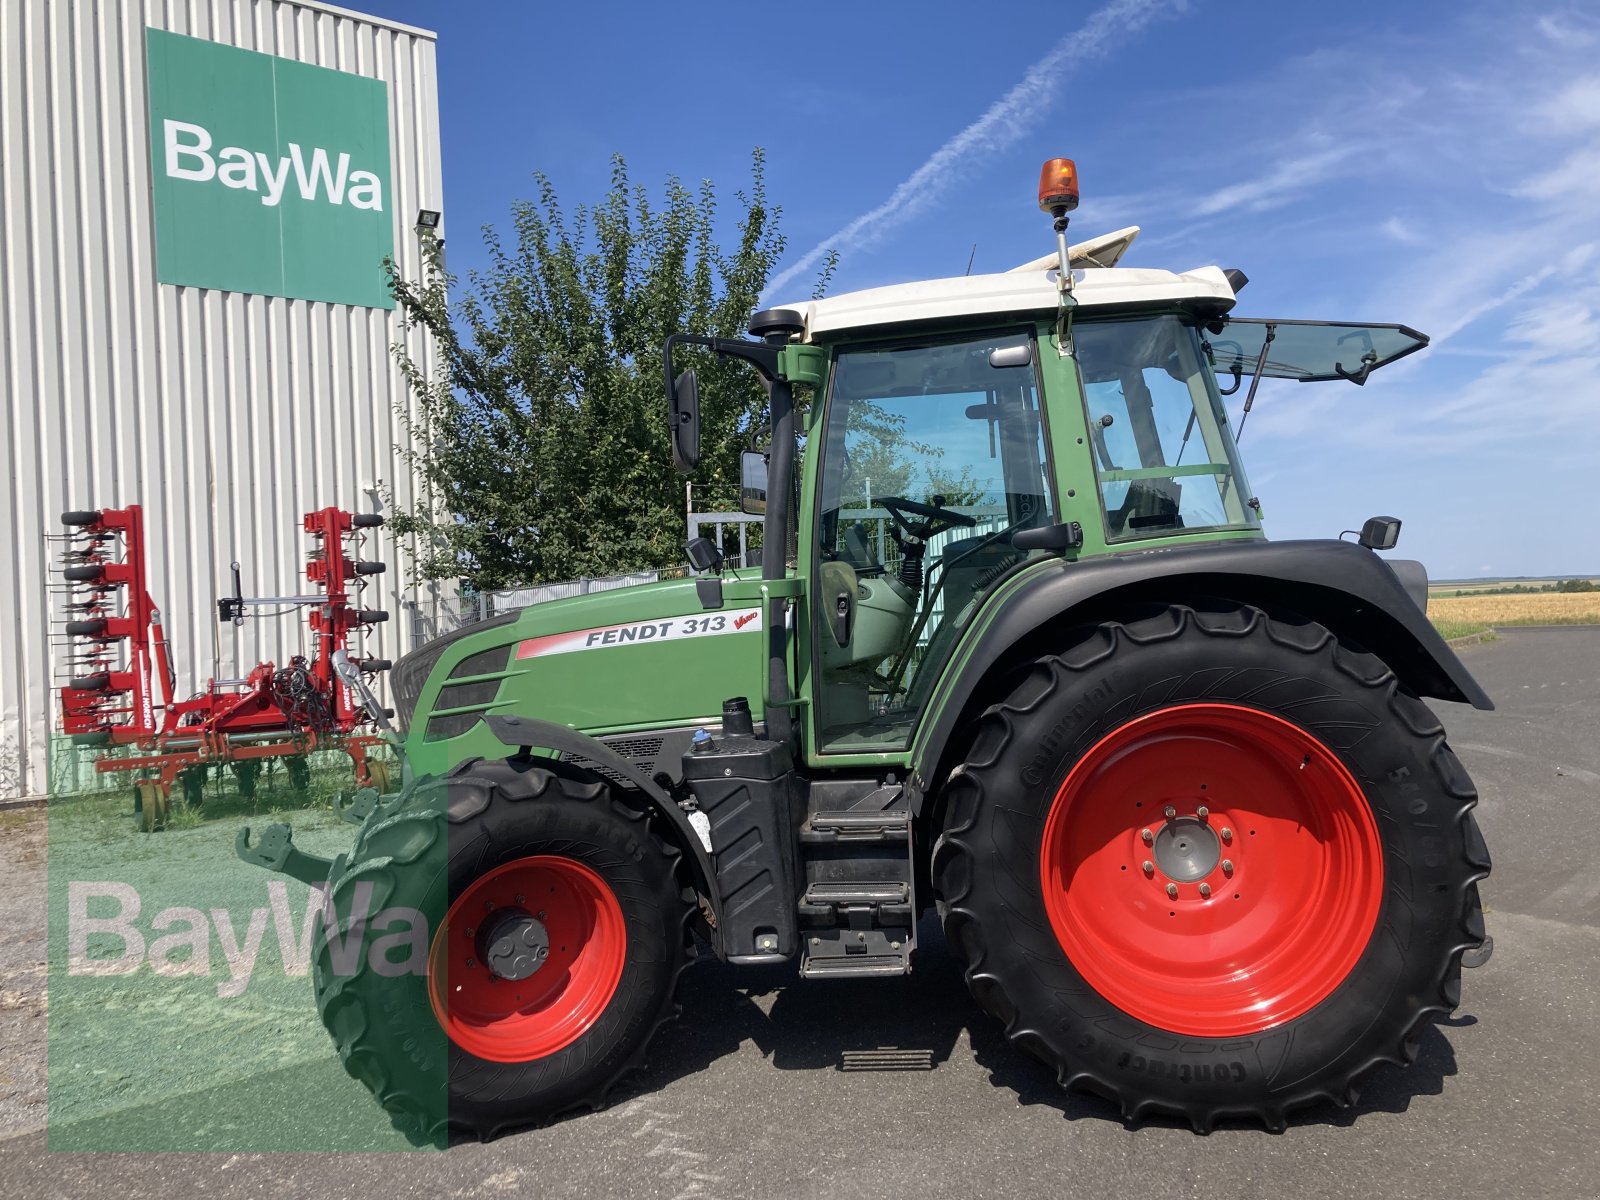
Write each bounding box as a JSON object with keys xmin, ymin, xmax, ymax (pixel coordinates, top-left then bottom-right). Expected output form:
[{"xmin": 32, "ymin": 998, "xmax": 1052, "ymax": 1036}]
[
  {"xmin": 481, "ymin": 715, "xmax": 719, "ymax": 917},
  {"xmin": 912, "ymin": 538, "xmax": 1492, "ymax": 788}
]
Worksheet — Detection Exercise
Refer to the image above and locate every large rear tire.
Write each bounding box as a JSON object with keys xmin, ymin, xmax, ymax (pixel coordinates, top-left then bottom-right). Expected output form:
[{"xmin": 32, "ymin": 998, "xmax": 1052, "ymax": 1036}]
[
  {"xmin": 932, "ymin": 603, "xmax": 1490, "ymax": 1131},
  {"xmin": 312, "ymin": 756, "xmax": 693, "ymax": 1145}
]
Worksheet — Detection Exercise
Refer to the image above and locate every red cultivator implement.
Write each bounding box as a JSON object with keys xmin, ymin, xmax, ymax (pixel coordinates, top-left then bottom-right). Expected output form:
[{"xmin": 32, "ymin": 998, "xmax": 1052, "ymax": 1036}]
[{"xmin": 53, "ymin": 504, "xmax": 394, "ymax": 829}]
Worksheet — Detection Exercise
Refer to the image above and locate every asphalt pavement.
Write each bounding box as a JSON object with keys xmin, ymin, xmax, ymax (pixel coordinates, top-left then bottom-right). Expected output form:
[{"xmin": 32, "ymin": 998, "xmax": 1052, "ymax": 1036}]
[{"xmin": 3, "ymin": 627, "xmax": 1597, "ymax": 1199}]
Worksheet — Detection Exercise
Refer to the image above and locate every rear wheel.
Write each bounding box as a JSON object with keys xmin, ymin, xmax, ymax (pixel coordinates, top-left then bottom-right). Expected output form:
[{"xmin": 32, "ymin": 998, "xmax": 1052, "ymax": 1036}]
[
  {"xmin": 135, "ymin": 780, "xmax": 166, "ymax": 833},
  {"xmin": 312, "ymin": 757, "xmax": 693, "ymax": 1144},
  {"xmin": 363, "ymin": 756, "xmax": 393, "ymax": 795},
  {"xmin": 932, "ymin": 603, "xmax": 1490, "ymax": 1131}
]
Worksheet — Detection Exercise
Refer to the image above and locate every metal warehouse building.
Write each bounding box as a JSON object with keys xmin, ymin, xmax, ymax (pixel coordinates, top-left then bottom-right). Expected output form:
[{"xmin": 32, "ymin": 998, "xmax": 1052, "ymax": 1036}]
[{"xmin": 1, "ymin": 0, "xmax": 447, "ymax": 798}]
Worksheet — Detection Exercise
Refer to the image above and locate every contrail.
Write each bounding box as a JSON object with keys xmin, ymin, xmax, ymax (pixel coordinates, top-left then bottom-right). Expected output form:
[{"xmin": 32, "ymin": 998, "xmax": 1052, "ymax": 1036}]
[{"xmin": 762, "ymin": 0, "xmax": 1187, "ymax": 300}]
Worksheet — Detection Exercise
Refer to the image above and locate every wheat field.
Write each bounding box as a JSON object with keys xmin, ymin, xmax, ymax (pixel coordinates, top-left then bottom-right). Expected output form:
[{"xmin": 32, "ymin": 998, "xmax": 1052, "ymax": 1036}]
[{"xmin": 1428, "ymin": 591, "xmax": 1600, "ymax": 638}]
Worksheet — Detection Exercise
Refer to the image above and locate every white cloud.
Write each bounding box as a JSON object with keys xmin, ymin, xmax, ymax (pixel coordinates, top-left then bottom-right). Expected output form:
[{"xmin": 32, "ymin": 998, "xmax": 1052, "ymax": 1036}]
[
  {"xmin": 1537, "ymin": 75, "xmax": 1600, "ymax": 129},
  {"xmin": 1506, "ymin": 295, "xmax": 1600, "ymax": 353},
  {"xmin": 1536, "ymin": 12, "xmax": 1599, "ymax": 47},
  {"xmin": 762, "ymin": 0, "xmax": 1187, "ymax": 299},
  {"xmin": 1516, "ymin": 139, "xmax": 1600, "ymax": 200},
  {"xmin": 1381, "ymin": 216, "xmax": 1425, "ymax": 246},
  {"xmin": 1190, "ymin": 145, "xmax": 1358, "ymax": 217}
]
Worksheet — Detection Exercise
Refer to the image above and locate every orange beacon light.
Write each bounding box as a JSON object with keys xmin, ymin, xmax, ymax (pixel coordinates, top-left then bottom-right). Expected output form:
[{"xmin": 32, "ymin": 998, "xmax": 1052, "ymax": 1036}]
[{"xmin": 1038, "ymin": 158, "xmax": 1080, "ymax": 215}]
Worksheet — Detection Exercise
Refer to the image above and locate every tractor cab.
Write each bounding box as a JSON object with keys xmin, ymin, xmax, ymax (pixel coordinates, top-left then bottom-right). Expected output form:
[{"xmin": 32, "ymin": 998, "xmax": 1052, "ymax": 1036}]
[{"xmin": 679, "ymin": 223, "xmax": 1427, "ymax": 758}]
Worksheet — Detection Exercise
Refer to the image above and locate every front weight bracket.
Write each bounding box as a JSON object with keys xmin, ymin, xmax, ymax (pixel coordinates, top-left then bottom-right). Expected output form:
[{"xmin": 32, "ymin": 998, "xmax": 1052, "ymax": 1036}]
[{"xmin": 236, "ymin": 823, "xmax": 335, "ymax": 887}]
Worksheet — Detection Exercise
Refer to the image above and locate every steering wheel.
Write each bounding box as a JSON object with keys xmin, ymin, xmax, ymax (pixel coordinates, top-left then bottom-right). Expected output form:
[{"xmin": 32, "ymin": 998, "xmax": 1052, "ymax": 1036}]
[{"xmin": 873, "ymin": 495, "xmax": 978, "ymax": 540}]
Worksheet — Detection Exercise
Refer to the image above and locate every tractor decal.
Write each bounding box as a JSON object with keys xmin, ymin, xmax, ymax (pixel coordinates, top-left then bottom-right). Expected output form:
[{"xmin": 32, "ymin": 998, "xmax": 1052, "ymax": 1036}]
[{"xmin": 515, "ymin": 610, "xmax": 763, "ymax": 659}]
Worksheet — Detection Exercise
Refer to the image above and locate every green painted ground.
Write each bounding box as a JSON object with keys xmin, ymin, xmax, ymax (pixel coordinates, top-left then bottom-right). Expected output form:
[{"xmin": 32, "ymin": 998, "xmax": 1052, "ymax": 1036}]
[{"xmin": 46, "ymin": 771, "xmax": 434, "ymax": 1152}]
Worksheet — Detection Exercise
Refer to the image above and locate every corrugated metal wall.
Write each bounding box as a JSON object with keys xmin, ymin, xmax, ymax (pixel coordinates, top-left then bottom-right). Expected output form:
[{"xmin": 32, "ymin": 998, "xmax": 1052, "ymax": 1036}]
[{"xmin": 1, "ymin": 0, "xmax": 449, "ymax": 797}]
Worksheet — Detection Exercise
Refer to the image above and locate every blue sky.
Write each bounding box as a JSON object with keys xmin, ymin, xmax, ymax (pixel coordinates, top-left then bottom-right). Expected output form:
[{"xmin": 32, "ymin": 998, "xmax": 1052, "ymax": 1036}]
[{"xmin": 368, "ymin": 0, "xmax": 1598, "ymax": 579}]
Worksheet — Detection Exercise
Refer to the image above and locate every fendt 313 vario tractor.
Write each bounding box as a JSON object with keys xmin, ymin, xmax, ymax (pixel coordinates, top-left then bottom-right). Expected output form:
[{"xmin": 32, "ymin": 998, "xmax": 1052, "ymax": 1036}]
[{"xmin": 242, "ymin": 160, "xmax": 1492, "ymax": 1141}]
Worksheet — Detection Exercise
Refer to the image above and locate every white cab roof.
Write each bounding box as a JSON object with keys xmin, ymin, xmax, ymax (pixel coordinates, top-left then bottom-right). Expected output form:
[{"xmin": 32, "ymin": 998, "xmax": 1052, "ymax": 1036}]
[{"xmin": 779, "ymin": 228, "xmax": 1239, "ymax": 341}]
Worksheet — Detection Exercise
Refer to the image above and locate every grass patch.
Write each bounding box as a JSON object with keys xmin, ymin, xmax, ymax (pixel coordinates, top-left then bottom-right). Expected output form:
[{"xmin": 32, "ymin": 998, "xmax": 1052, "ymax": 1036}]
[
  {"xmin": 1431, "ymin": 620, "xmax": 1493, "ymax": 641},
  {"xmin": 47, "ymin": 750, "xmax": 392, "ymax": 834}
]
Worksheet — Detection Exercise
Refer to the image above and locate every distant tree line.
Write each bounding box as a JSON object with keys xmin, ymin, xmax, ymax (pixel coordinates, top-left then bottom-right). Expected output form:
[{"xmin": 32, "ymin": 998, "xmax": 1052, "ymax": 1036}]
[{"xmin": 1436, "ymin": 579, "xmax": 1597, "ymax": 596}]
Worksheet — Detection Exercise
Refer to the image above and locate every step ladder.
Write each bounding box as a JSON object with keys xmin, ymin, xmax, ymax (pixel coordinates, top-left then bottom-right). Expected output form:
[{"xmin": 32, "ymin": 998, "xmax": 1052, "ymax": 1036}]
[{"xmin": 797, "ymin": 786, "xmax": 916, "ymax": 979}]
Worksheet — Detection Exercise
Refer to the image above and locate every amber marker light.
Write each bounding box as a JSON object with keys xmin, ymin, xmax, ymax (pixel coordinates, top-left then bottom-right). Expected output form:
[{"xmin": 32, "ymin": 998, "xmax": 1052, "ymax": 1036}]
[{"xmin": 1038, "ymin": 158, "xmax": 1080, "ymax": 215}]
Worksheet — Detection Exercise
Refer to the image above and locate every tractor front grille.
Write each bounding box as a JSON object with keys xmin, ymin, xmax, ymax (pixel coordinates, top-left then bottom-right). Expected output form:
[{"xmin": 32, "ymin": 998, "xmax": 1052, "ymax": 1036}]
[{"xmin": 391, "ymin": 613, "xmax": 517, "ymax": 732}]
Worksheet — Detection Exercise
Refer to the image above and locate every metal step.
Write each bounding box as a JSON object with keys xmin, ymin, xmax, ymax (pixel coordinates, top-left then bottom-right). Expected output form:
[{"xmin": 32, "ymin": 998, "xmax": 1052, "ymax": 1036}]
[
  {"xmin": 840, "ymin": 1048, "xmax": 935, "ymax": 1071},
  {"xmin": 801, "ymin": 808, "xmax": 910, "ymax": 843},
  {"xmin": 799, "ymin": 951, "xmax": 911, "ymax": 980},
  {"xmin": 803, "ymin": 881, "xmax": 909, "ymax": 906}
]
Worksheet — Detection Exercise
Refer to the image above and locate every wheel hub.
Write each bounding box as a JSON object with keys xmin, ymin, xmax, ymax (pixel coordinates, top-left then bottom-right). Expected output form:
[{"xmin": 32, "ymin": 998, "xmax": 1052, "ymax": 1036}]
[
  {"xmin": 428, "ymin": 855, "xmax": 628, "ymax": 1063},
  {"xmin": 1152, "ymin": 816, "xmax": 1220, "ymax": 882},
  {"xmin": 476, "ymin": 908, "xmax": 550, "ymax": 981}
]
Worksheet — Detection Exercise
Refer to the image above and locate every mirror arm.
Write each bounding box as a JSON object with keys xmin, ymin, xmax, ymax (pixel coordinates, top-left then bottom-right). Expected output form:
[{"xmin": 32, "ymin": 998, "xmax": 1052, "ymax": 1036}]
[{"xmin": 662, "ymin": 333, "xmax": 783, "ymax": 401}]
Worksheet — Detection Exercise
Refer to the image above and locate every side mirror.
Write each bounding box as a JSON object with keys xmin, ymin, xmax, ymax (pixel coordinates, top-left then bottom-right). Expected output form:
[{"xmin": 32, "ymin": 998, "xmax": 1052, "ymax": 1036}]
[
  {"xmin": 670, "ymin": 368, "xmax": 700, "ymax": 472},
  {"xmin": 740, "ymin": 450, "xmax": 768, "ymax": 515},
  {"xmin": 1358, "ymin": 515, "xmax": 1401, "ymax": 551}
]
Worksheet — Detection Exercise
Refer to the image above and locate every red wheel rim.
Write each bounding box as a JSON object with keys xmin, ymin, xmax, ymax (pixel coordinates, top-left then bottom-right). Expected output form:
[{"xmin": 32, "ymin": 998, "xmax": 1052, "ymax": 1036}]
[
  {"xmin": 428, "ymin": 856, "xmax": 627, "ymax": 1062},
  {"xmin": 1038, "ymin": 703, "xmax": 1383, "ymax": 1037}
]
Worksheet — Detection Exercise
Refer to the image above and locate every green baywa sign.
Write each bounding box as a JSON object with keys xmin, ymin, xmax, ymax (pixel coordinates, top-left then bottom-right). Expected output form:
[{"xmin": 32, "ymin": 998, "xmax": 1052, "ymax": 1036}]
[{"xmin": 145, "ymin": 28, "xmax": 395, "ymax": 308}]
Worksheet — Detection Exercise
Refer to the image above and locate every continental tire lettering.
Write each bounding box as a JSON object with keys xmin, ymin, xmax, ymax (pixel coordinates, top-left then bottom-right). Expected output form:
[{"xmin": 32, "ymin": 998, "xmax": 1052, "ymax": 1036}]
[
  {"xmin": 1021, "ymin": 677, "xmax": 1114, "ymax": 786},
  {"xmin": 1116, "ymin": 1052, "xmax": 1247, "ymax": 1084}
]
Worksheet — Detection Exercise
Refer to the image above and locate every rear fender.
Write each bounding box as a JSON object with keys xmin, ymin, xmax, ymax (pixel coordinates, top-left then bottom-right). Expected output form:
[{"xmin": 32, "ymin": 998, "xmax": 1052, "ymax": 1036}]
[{"xmin": 912, "ymin": 538, "xmax": 1492, "ymax": 796}]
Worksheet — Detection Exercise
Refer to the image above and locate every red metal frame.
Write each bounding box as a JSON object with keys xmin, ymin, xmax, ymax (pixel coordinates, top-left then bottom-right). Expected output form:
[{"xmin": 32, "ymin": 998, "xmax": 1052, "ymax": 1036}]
[{"xmin": 56, "ymin": 504, "xmax": 392, "ymax": 804}]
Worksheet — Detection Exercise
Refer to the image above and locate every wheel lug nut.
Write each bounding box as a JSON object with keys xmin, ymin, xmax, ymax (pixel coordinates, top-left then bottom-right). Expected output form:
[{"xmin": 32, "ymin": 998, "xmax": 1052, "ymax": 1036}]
[
  {"xmin": 1166, "ymin": 883, "xmax": 1179, "ymax": 899},
  {"xmin": 1222, "ymin": 859, "xmax": 1234, "ymax": 875},
  {"xmin": 1196, "ymin": 805, "xmax": 1209, "ymax": 821},
  {"xmin": 1142, "ymin": 860, "xmax": 1155, "ymax": 875},
  {"xmin": 1220, "ymin": 827, "xmax": 1233, "ymax": 842},
  {"xmin": 1199, "ymin": 883, "xmax": 1212, "ymax": 899},
  {"xmin": 1140, "ymin": 828, "xmax": 1154, "ymax": 844},
  {"xmin": 1163, "ymin": 805, "xmax": 1178, "ymax": 820}
]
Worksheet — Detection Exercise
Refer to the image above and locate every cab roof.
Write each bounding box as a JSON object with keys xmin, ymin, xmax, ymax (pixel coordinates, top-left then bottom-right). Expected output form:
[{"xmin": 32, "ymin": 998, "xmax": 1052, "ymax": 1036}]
[{"xmin": 780, "ymin": 227, "xmax": 1241, "ymax": 341}]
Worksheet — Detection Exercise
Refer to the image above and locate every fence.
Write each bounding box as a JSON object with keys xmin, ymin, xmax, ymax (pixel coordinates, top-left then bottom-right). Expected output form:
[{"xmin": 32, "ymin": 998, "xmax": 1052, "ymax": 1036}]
[
  {"xmin": 413, "ymin": 567, "xmax": 686, "ymax": 647},
  {"xmin": 409, "ymin": 503, "xmax": 1012, "ymax": 662}
]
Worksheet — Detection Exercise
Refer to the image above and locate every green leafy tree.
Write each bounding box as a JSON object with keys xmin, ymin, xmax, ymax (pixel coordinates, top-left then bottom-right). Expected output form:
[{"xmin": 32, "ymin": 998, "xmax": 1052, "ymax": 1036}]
[{"xmin": 388, "ymin": 151, "xmax": 831, "ymax": 588}]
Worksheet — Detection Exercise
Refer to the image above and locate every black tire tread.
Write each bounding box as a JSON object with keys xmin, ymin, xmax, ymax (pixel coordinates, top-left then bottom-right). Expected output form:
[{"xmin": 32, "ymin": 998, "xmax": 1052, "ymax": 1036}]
[{"xmin": 932, "ymin": 603, "xmax": 1489, "ymax": 1133}]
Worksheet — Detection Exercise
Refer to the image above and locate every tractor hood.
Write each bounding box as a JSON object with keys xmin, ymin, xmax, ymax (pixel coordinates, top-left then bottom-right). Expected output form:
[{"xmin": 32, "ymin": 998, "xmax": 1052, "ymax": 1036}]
[{"xmin": 396, "ymin": 569, "xmax": 769, "ymax": 774}]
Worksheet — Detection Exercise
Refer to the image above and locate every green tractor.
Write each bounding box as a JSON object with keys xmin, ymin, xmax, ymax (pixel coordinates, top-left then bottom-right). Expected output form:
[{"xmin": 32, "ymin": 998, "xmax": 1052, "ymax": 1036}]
[{"xmin": 242, "ymin": 159, "xmax": 1492, "ymax": 1140}]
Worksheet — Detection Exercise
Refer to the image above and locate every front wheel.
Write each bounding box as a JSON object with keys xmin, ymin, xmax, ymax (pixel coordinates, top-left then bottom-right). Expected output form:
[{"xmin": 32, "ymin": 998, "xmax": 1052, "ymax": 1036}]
[
  {"xmin": 312, "ymin": 757, "xmax": 692, "ymax": 1144},
  {"xmin": 932, "ymin": 603, "xmax": 1491, "ymax": 1131}
]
